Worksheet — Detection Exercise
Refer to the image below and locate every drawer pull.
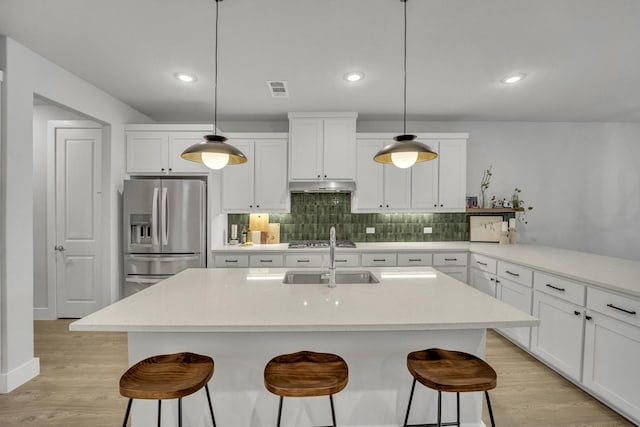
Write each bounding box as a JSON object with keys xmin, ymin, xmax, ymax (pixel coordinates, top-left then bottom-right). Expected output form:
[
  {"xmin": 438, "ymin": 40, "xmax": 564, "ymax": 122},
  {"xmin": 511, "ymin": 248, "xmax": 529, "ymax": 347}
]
[
  {"xmin": 444, "ymin": 258, "xmax": 457, "ymax": 261},
  {"xmin": 225, "ymin": 259, "xmax": 238, "ymax": 263},
  {"xmin": 476, "ymin": 261, "xmax": 488, "ymax": 266},
  {"xmin": 505, "ymin": 270, "xmax": 520, "ymax": 277},
  {"xmin": 260, "ymin": 259, "xmax": 273, "ymax": 263},
  {"xmin": 297, "ymin": 259, "xmax": 310, "ymax": 263},
  {"xmin": 586, "ymin": 315, "xmax": 593, "ymax": 321},
  {"xmin": 336, "ymin": 259, "xmax": 347, "ymax": 263},
  {"xmin": 606, "ymin": 303, "xmax": 637, "ymax": 315},
  {"xmin": 373, "ymin": 259, "xmax": 387, "ymax": 262},
  {"xmin": 545, "ymin": 284, "xmax": 565, "ymax": 292},
  {"xmin": 409, "ymin": 258, "xmax": 422, "ymax": 262}
]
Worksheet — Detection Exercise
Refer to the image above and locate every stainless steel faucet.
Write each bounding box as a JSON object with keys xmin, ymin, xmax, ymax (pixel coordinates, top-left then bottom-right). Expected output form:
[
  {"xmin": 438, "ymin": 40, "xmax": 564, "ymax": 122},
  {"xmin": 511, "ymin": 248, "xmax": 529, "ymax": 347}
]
[{"xmin": 328, "ymin": 226, "xmax": 337, "ymax": 288}]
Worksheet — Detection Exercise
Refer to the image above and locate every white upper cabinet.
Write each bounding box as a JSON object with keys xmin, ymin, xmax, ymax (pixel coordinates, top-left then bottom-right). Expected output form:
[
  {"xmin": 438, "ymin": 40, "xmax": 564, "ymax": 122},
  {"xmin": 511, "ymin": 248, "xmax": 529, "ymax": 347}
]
[
  {"xmin": 288, "ymin": 113, "xmax": 357, "ymax": 181},
  {"xmin": 412, "ymin": 139, "xmax": 467, "ymax": 211},
  {"xmin": 354, "ymin": 133, "xmax": 467, "ymax": 213},
  {"xmin": 126, "ymin": 125, "xmax": 213, "ymax": 175},
  {"xmin": 221, "ymin": 134, "xmax": 289, "ymax": 213},
  {"xmin": 352, "ymin": 139, "xmax": 411, "ymax": 212}
]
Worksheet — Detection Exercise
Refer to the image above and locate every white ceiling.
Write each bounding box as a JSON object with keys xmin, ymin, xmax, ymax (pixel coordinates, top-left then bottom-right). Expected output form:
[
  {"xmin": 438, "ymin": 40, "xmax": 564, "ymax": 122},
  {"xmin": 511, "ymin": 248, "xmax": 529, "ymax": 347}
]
[{"xmin": 1, "ymin": 0, "xmax": 639, "ymax": 123}]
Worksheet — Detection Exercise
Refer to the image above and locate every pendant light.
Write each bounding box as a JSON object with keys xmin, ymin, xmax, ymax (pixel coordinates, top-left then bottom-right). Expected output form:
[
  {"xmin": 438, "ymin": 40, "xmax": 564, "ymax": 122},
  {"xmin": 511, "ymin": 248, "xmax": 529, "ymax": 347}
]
[
  {"xmin": 374, "ymin": 0, "xmax": 437, "ymax": 169},
  {"xmin": 181, "ymin": 0, "xmax": 247, "ymax": 170}
]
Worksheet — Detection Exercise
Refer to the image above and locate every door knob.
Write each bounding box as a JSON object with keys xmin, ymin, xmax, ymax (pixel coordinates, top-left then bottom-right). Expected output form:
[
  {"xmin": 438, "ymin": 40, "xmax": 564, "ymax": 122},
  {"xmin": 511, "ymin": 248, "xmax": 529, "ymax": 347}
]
[{"xmin": 54, "ymin": 245, "xmax": 65, "ymax": 252}]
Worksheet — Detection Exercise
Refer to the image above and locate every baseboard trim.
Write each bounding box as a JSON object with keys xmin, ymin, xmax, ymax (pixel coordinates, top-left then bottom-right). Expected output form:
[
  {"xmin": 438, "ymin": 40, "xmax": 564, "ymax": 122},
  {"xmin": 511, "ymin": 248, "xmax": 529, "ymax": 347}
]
[
  {"xmin": 0, "ymin": 357, "xmax": 40, "ymax": 393},
  {"xmin": 34, "ymin": 307, "xmax": 56, "ymax": 320}
]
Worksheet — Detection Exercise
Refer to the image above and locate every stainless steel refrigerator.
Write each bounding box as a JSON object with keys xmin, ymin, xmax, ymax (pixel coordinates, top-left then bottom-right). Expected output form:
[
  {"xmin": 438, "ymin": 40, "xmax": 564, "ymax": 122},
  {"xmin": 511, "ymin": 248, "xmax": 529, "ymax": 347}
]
[{"xmin": 123, "ymin": 178, "xmax": 206, "ymax": 297}]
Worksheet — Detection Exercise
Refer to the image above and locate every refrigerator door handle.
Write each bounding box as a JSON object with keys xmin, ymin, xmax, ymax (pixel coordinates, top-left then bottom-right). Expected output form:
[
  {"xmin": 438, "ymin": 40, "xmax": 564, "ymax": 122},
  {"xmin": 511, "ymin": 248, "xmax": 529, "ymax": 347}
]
[
  {"xmin": 162, "ymin": 186, "xmax": 169, "ymax": 245},
  {"xmin": 125, "ymin": 255, "xmax": 200, "ymax": 262},
  {"xmin": 151, "ymin": 187, "xmax": 159, "ymax": 246}
]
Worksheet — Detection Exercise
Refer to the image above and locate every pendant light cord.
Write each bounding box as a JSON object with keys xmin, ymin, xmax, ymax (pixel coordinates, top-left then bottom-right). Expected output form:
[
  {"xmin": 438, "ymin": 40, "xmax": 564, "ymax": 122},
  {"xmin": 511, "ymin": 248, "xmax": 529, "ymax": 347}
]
[
  {"xmin": 214, "ymin": 0, "xmax": 219, "ymax": 133},
  {"xmin": 402, "ymin": 0, "xmax": 408, "ymax": 135}
]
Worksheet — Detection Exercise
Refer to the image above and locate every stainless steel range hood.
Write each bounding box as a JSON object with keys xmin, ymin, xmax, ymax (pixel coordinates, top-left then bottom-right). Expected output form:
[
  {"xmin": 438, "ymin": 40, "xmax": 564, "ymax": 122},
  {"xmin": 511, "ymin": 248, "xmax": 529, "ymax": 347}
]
[{"xmin": 289, "ymin": 181, "xmax": 356, "ymax": 193}]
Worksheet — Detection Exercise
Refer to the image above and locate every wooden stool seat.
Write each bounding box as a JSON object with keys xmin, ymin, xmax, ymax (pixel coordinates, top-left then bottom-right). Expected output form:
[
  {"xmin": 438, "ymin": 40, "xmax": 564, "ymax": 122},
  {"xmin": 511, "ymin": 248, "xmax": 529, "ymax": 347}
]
[
  {"xmin": 119, "ymin": 352, "xmax": 216, "ymax": 427},
  {"xmin": 264, "ymin": 350, "xmax": 349, "ymax": 397},
  {"xmin": 264, "ymin": 350, "xmax": 349, "ymax": 427},
  {"xmin": 407, "ymin": 348, "xmax": 497, "ymax": 393},
  {"xmin": 403, "ymin": 348, "xmax": 497, "ymax": 427}
]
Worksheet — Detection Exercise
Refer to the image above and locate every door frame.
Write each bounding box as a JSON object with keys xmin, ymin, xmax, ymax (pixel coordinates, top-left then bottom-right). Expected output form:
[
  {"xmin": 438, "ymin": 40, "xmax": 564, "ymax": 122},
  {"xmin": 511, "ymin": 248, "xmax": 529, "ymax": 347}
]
[{"xmin": 42, "ymin": 120, "xmax": 106, "ymax": 319}]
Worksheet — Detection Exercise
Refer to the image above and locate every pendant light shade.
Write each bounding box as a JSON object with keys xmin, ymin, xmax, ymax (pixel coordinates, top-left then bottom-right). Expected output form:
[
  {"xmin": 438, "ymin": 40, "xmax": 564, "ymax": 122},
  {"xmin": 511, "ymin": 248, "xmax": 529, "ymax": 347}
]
[
  {"xmin": 181, "ymin": 0, "xmax": 247, "ymax": 170},
  {"xmin": 374, "ymin": 0, "xmax": 437, "ymax": 168},
  {"xmin": 181, "ymin": 135, "xmax": 247, "ymax": 170}
]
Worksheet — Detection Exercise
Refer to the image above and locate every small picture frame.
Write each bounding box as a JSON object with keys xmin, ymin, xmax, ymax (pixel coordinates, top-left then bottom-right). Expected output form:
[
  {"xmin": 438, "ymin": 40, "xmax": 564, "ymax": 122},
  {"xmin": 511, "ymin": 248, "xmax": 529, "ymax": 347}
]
[
  {"xmin": 466, "ymin": 196, "xmax": 478, "ymax": 208},
  {"xmin": 469, "ymin": 216, "xmax": 503, "ymax": 242}
]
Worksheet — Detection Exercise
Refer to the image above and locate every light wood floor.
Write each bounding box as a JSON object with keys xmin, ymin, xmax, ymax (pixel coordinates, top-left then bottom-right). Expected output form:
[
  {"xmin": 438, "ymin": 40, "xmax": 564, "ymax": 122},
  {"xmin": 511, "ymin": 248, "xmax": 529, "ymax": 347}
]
[{"xmin": 0, "ymin": 320, "xmax": 633, "ymax": 426}]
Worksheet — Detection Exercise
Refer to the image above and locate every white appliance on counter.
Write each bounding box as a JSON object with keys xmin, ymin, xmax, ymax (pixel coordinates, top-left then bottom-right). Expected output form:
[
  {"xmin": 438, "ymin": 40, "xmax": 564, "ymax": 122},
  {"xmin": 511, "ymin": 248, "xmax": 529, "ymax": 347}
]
[{"xmin": 123, "ymin": 178, "xmax": 206, "ymax": 297}]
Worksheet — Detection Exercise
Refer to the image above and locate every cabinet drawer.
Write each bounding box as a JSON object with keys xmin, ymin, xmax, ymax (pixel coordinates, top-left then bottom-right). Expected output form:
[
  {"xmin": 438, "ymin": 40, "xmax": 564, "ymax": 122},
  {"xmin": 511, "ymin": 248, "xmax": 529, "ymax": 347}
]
[
  {"xmin": 361, "ymin": 253, "xmax": 397, "ymax": 267},
  {"xmin": 214, "ymin": 255, "xmax": 249, "ymax": 268},
  {"xmin": 534, "ymin": 271, "xmax": 586, "ymax": 306},
  {"xmin": 434, "ymin": 252, "xmax": 467, "ymax": 267},
  {"xmin": 285, "ymin": 254, "xmax": 323, "ymax": 268},
  {"xmin": 249, "ymin": 254, "xmax": 284, "ymax": 268},
  {"xmin": 587, "ymin": 287, "xmax": 640, "ymax": 327},
  {"xmin": 436, "ymin": 266, "xmax": 468, "ymax": 284},
  {"xmin": 322, "ymin": 253, "xmax": 360, "ymax": 267},
  {"xmin": 498, "ymin": 261, "xmax": 533, "ymax": 287},
  {"xmin": 397, "ymin": 253, "xmax": 433, "ymax": 267},
  {"xmin": 470, "ymin": 253, "xmax": 497, "ymax": 274}
]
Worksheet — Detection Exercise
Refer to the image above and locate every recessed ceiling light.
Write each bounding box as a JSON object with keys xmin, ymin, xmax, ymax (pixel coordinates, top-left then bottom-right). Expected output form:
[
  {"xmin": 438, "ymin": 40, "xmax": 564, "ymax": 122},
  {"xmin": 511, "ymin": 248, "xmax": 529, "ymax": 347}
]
[
  {"xmin": 501, "ymin": 73, "xmax": 527, "ymax": 84},
  {"xmin": 344, "ymin": 71, "xmax": 365, "ymax": 82},
  {"xmin": 175, "ymin": 72, "xmax": 197, "ymax": 83}
]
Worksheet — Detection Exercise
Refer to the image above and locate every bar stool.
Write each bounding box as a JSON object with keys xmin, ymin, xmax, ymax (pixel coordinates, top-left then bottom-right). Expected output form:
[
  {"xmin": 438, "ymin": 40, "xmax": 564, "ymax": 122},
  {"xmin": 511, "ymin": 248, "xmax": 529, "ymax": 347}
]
[
  {"xmin": 263, "ymin": 350, "xmax": 349, "ymax": 427},
  {"xmin": 119, "ymin": 352, "xmax": 217, "ymax": 427},
  {"xmin": 403, "ymin": 348, "xmax": 497, "ymax": 427}
]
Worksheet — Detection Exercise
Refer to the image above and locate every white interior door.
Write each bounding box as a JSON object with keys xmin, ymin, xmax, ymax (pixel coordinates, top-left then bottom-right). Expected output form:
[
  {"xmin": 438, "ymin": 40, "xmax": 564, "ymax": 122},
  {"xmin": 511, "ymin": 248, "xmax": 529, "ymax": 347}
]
[{"xmin": 55, "ymin": 128, "xmax": 102, "ymax": 318}]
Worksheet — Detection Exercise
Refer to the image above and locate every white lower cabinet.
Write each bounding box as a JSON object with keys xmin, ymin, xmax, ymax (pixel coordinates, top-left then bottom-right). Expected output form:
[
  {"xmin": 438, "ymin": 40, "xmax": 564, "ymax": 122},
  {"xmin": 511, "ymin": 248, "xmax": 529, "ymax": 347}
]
[
  {"xmin": 322, "ymin": 253, "xmax": 360, "ymax": 267},
  {"xmin": 249, "ymin": 254, "xmax": 284, "ymax": 268},
  {"xmin": 531, "ymin": 291, "xmax": 585, "ymax": 381},
  {"xmin": 496, "ymin": 277, "xmax": 532, "ymax": 348},
  {"xmin": 469, "ymin": 268, "xmax": 496, "ymax": 297},
  {"xmin": 361, "ymin": 253, "xmax": 397, "ymax": 267},
  {"xmin": 285, "ymin": 254, "xmax": 323, "ymax": 268},
  {"xmin": 583, "ymin": 311, "xmax": 640, "ymax": 422},
  {"xmin": 213, "ymin": 255, "xmax": 249, "ymax": 268}
]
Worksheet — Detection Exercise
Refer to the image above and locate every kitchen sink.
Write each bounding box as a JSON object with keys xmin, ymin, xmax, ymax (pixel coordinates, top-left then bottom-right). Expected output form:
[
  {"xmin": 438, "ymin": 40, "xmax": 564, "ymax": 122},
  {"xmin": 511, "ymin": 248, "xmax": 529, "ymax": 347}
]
[{"xmin": 283, "ymin": 270, "xmax": 380, "ymax": 285}]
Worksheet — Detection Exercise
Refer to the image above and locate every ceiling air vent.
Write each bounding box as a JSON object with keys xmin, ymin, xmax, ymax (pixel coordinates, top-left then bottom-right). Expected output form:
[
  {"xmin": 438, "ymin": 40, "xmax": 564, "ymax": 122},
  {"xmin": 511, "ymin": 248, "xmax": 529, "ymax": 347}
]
[{"xmin": 267, "ymin": 81, "xmax": 289, "ymax": 98}]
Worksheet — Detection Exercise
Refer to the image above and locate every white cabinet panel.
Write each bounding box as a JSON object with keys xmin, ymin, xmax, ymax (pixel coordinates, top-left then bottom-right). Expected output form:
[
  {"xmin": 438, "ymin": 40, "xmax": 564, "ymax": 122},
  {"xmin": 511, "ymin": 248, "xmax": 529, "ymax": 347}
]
[
  {"xmin": 289, "ymin": 118, "xmax": 323, "ymax": 180},
  {"xmin": 437, "ymin": 267, "xmax": 468, "ymax": 284},
  {"xmin": 470, "ymin": 253, "xmax": 497, "ymax": 274},
  {"xmin": 126, "ymin": 132, "xmax": 169, "ymax": 174},
  {"xmin": 434, "ymin": 253, "xmax": 467, "ymax": 267},
  {"xmin": 323, "ymin": 118, "xmax": 356, "ymax": 180},
  {"xmin": 353, "ymin": 140, "xmax": 384, "ymax": 211},
  {"xmin": 168, "ymin": 132, "xmax": 211, "ymax": 173},
  {"xmin": 497, "ymin": 278, "xmax": 532, "ymax": 348},
  {"xmin": 531, "ymin": 291, "xmax": 585, "ymax": 381},
  {"xmin": 469, "ymin": 268, "xmax": 496, "ymax": 297},
  {"xmin": 222, "ymin": 136, "xmax": 288, "ymax": 213},
  {"xmin": 249, "ymin": 254, "xmax": 284, "ymax": 268},
  {"xmin": 214, "ymin": 255, "xmax": 249, "ymax": 268},
  {"xmin": 436, "ymin": 140, "xmax": 467, "ymax": 210},
  {"xmin": 534, "ymin": 271, "xmax": 586, "ymax": 306},
  {"xmin": 383, "ymin": 164, "xmax": 411, "ymax": 209},
  {"xmin": 587, "ymin": 287, "xmax": 640, "ymax": 328},
  {"xmin": 285, "ymin": 254, "xmax": 323, "ymax": 268},
  {"xmin": 411, "ymin": 149, "xmax": 439, "ymax": 210},
  {"xmin": 583, "ymin": 311, "xmax": 640, "ymax": 423},
  {"xmin": 498, "ymin": 261, "xmax": 533, "ymax": 287},
  {"xmin": 361, "ymin": 253, "xmax": 397, "ymax": 267},
  {"xmin": 397, "ymin": 253, "xmax": 433, "ymax": 267},
  {"xmin": 322, "ymin": 253, "xmax": 360, "ymax": 267}
]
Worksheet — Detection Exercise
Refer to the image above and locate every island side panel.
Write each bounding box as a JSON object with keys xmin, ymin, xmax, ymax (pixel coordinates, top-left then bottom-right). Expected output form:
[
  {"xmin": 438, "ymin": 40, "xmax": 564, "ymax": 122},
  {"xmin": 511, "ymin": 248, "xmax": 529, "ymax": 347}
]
[{"xmin": 127, "ymin": 329, "xmax": 487, "ymax": 427}]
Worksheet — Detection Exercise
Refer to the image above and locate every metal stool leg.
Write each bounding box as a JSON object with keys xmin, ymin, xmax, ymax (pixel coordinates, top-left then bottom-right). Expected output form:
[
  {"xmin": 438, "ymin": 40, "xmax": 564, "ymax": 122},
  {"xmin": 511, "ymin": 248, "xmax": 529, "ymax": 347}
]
[
  {"xmin": 157, "ymin": 400, "xmax": 162, "ymax": 427},
  {"xmin": 330, "ymin": 394, "xmax": 337, "ymax": 427},
  {"xmin": 403, "ymin": 378, "xmax": 417, "ymax": 427},
  {"xmin": 276, "ymin": 396, "xmax": 283, "ymax": 427},
  {"xmin": 122, "ymin": 398, "xmax": 133, "ymax": 427},
  {"xmin": 205, "ymin": 384, "xmax": 217, "ymax": 427},
  {"xmin": 437, "ymin": 390, "xmax": 442, "ymax": 427},
  {"xmin": 178, "ymin": 397, "xmax": 182, "ymax": 427},
  {"xmin": 456, "ymin": 392, "xmax": 460, "ymax": 427},
  {"xmin": 485, "ymin": 391, "xmax": 496, "ymax": 427}
]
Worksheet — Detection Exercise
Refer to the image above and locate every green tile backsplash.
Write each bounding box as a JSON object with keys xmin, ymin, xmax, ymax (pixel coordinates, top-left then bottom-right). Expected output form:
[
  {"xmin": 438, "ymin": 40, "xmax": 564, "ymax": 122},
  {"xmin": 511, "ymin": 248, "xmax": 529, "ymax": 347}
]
[{"xmin": 228, "ymin": 193, "xmax": 514, "ymax": 242}]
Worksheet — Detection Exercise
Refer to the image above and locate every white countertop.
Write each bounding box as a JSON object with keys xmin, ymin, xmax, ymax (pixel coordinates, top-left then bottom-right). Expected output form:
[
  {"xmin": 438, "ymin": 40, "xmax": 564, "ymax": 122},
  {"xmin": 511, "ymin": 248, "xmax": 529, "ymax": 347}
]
[
  {"xmin": 70, "ymin": 267, "xmax": 537, "ymax": 333},
  {"xmin": 213, "ymin": 242, "xmax": 640, "ymax": 297}
]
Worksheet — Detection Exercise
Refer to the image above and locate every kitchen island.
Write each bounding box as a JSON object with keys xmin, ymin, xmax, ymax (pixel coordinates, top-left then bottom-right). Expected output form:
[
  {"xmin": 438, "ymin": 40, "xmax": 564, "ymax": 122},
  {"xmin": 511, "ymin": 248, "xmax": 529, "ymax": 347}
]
[{"xmin": 71, "ymin": 267, "xmax": 537, "ymax": 427}]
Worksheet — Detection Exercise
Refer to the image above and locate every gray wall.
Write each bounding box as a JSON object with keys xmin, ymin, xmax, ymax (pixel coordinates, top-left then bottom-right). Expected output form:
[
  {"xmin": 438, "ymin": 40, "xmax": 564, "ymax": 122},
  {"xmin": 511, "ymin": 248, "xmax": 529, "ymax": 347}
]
[{"xmin": 221, "ymin": 119, "xmax": 640, "ymax": 261}]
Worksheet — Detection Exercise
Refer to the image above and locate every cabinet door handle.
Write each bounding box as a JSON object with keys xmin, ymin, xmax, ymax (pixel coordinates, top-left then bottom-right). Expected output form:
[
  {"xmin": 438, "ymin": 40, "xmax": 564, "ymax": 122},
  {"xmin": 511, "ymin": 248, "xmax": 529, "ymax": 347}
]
[
  {"xmin": 495, "ymin": 279, "xmax": 500, "ymax": 284},
  {"xmin": 574, "ymin": 310, "xmax": 581, "ymax": 316},
  {"xmin": 490, "ymin": 277, "xmax": 495, "ymax": 282},
  {"xmin": 444, "ymin": 258, "xmax": 457, "ymax": 261},
  {"xmin": 545, "ymin": 283, "xmax": 566, "ymax": 292},
  {"xmin": 476, "ymin": 261, "xmax": 488, "ymax": 266},
  {"xmin": 297, "ymin": 259, "xmax": 310, "ymax": 263},
  {"xmin": 225, "ymin": 259, "xmax": 238, "ymax": 263},
  {"xmin": 256, "ymin": 205, "xmax": 260, "ymax": 208},
  {"xmin": 260, "ymin": 259, "xmax": 273, "ymax": 263},
  {"xmin": 606, "ymin": 303, "xmax": 637, "ymax": 315},
  {"xmin": 409, "ymin": 259, "xmax": 422, "ymax": 262},
  {"xmin": 169, "ymin": 168, "xmax": 172, "ymax": 171},
  {"xmin": 585, "ymin": 315, "xmax": 593, "ymax": 321},
  {"xmin": 373, "ymin": 259, "xmax": 386, "ymax": 262},
  {"xmin": 505, "ymin": 270, "xmax": 520, "ymax": 277}
]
